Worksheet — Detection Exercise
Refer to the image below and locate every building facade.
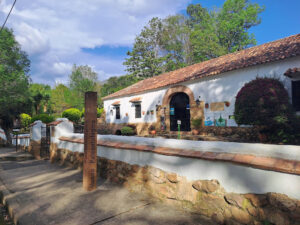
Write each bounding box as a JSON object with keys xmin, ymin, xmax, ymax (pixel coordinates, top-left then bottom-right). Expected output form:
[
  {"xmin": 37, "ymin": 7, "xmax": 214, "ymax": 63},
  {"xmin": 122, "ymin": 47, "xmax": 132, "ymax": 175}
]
[{"xmin": 102, "ymin": 34, "xmax": 300, "ymax": 135}]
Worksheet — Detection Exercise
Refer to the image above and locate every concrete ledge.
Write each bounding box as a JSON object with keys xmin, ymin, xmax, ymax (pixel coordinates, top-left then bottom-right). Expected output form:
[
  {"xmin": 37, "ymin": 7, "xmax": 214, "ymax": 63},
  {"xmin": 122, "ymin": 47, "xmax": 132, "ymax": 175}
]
[{"xmin": 59, "ymin": 136, "xmax": 300, "ymax": 176}]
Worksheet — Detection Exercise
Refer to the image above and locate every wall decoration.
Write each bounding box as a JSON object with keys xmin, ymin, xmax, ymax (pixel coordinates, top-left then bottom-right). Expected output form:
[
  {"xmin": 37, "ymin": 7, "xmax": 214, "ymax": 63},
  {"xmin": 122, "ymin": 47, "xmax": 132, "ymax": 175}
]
[
  {"xmin": 170, "ymin": 107, "xmax": 175, "ymax": 115},
  {"xmin": 227, "ymin": 115, "xmax": 238, "ymax": 127},
  {"xmin": 210, "ymin": 102, "xmax": 225, "ymax": 111},
  {"xmin": 205, "ymin": 103, "xmax": 209, "ymax": 109},
  {"xmin": 204, "ymin": 116, "xmax": 214, "ymax": 126},
  {"xmin": 142, "ymin": 111, "xmax": 145, "ymax": 115},
  {"xmin": 224, "ymin": 101, "xmax": 230, "ymax": 107},
  {"xmin": 216, "ymin": 115, "xmax": 226, "ymax": 127}
]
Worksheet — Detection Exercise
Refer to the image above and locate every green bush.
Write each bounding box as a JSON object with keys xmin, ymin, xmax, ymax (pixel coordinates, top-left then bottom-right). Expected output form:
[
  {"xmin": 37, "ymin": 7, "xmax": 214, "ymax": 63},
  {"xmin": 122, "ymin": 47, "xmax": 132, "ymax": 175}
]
[
  {"xmin": 81, "ymin": 108, "xmax": 104, "ymax": 118},
  {"xmin": 31, "ymin": 114, "xmax": 54, "ymax": 124},
  {"xmin": 191, "ymin": 117, "xmax": 203, "ymax": 129},
  {"xmin": 234, "ymin": 77, "xmax": 299, "ymax": 144},
  {"xmin": 62, "ymin": 108, "xmax": 81, "ymax": 123},
  {"xmin": 121, "ymin": 126, "xmax": 135, "ymax": 136},
  {"xmin": 20, "ymin": 113, "xmax": 31, "ymax": 128}
]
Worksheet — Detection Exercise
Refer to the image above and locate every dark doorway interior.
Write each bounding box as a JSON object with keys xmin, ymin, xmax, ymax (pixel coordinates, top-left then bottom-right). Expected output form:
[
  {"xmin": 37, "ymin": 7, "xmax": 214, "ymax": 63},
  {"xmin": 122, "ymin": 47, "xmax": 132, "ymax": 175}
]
[{"xmin": 170, "ymin": 92, "xmax": 191, "ymax": 131}]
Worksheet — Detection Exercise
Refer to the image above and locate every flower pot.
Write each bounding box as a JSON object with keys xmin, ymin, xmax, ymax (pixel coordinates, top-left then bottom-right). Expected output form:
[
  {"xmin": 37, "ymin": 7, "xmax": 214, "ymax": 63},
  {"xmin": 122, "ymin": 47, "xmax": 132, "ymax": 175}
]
[
  {"xmin": 205, "ymin": 103, "xmax": 209, "ymax": 109},
  {"xmin": 150, "ymin": 130, "xmax": 156, "ymax": 135},
  {"xmin": 225, "ymin": 101, "xmax": 230, "ymax": 107},
  {"xmin": 192, "ymin": 129, "xmax": 199, "ymax": 135}
]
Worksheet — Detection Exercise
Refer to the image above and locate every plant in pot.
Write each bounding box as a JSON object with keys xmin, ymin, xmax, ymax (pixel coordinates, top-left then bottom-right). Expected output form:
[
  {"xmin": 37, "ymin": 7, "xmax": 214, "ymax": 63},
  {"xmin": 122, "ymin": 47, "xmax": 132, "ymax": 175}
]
[
  {"xmin": 149, "ymin": 125, "xmax": 156, "ymax": 135},
  {"xmin": 191, "ymin": 117, "xmax": 203, "ymax": 135}
]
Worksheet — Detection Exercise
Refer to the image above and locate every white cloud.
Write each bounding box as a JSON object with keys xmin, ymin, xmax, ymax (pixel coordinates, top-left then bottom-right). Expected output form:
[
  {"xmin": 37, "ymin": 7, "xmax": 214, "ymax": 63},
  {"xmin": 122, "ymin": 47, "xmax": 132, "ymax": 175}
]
[{"xmin": 0, "ymin": 0, "xmax": 191, "ymax": 85}]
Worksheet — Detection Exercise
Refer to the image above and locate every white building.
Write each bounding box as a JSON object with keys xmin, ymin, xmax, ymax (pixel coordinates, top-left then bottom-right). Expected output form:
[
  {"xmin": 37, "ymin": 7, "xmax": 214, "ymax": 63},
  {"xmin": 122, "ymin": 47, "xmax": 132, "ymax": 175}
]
[{"xmin": 102, "ymin": 34, "xmax": 300, "ymax": 135}]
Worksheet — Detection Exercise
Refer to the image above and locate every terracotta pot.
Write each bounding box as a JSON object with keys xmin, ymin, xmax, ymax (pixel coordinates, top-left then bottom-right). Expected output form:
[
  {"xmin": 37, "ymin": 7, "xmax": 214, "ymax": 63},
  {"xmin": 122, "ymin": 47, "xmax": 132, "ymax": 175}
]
[
  {"xmin": 258, "ymin": 133, "xmax": 267, "ymax": 143},
  {"xmin": 192, "ymin": 129, "xmax": 199, "ymax": 135},
  {"xmin": 150, "ymin": 130, "xmax": 156, "ymax": 135},
  {"xmin": 225, "ymin": 101, "xmax": 230, "ymax": 107},
  {"xmin": 205, "ymin": 103, "xmax": 209, "ymax": 109}
]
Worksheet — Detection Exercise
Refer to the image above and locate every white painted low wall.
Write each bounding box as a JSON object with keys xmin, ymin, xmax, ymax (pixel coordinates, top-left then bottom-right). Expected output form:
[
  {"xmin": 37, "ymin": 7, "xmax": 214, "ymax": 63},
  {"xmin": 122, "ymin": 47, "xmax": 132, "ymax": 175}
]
[
  {"xmin": 12, "ymin": 134, "xmax": 30, "ymax": 147},
  {"xmin": 30, "ymin": 120, "xmax": 45, "ymax": 141},
  {"xmin": 57, "ymin": 134, "xmax": 300, "ymax": 200},
  {"xmin": 0, "ymin": 128, "xmax": 6, "ymax": 141}
]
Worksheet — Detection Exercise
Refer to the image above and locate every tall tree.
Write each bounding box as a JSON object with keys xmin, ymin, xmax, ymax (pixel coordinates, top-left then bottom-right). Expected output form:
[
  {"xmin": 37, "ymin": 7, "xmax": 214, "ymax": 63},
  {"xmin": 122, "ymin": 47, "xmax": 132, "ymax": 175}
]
[
  {"xmin": 187, "ymin": 4, "xmax": 227, "ymax": 62},
  {"xmin": 68, "ymin": 64, "xmax": 98, "ymax": 109},
  {"xmin": 0, "ymin": 28, "xmax": 31, "ymax": 144},
  {"xmin": 29, "ymin": 83, "xmax": 51, "ymax": 114},
  {"xmin": 216, "ymin": 0, "xmax": 264, "ymax": 52},
  {"xmin": 51, "ymin": 84, "xmax": 72, "ymax": 114}
]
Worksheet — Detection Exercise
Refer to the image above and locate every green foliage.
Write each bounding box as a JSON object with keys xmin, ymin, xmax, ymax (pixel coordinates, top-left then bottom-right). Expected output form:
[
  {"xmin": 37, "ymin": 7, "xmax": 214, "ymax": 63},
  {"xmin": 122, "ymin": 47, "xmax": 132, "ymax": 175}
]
[
  {"xmin": 29, "ymin": 83, "xmax": 52, "ymax": 115},
  {"xmin": 121, "ymin": 126, "xmax": 135, "ymax": 136},
  {"xmin": 191, "ymin": 117, "xmax": 203, "ymax": 129},
  {"xmin": 31, "ymin": 114, "xmax": 54, "ymax": 124},
  {"xmin": 69, "ymin": 65, "xmax": 98, "ymax": 109},
  {"xmin": 234, "ymin": 77, "xmax": 299, "ymax": 144},
  {"xmin": 124, "ymin": 0, "xmax": 264, "ymax": 79},
  {"xmin": 81, "ymin": 108, "xmax": 104, "ymax": 118},
  {"xmin": 51, "ymin": 84, "xmax": 73, "ymax": 115},
  {"xmin": 62, "ymin": 108, "xmax": 81, "ymax": 123},
  {"xmin": 100, "ymin": 75, "xmax": 141, "ymax": 99},
  {"xmin": 0, "ymin": 28, "xmax": 31, "ymax": 143},
  {"xmin": 20, "ymin": 113, "xmax": 32, "ymax": 128},
  {"xmin": 217, "ymin": 0, "xmax": 264, "ymax": 52}
]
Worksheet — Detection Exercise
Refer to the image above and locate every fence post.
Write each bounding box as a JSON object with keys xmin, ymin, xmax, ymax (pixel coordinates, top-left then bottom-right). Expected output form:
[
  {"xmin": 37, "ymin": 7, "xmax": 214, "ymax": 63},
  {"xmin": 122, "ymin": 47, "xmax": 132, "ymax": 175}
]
[{"xmin": 83, "ymin": 92, "xmax": 98, "ymax": 191}]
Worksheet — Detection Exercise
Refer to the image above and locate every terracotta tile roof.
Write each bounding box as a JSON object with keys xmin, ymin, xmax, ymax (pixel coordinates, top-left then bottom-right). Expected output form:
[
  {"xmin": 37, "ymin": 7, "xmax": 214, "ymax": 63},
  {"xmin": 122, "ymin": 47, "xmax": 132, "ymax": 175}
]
[
  {"xmin": 48, "ymin": 121, "xmax": 63, "ymax": 126},
  {"xmin": 284, "ymin": 67, "xmax": 300, "ymax": 78},
  {"xmin": 129, "ymin": 97, "xmax": 142, "ymax": 102},
  {"xmin": 111, "ymin": 101, "xmax": 120, "ymax": 105},
  {"xmin": 103, "ymin": 33, "xmax": 300, "ymax": 100}
]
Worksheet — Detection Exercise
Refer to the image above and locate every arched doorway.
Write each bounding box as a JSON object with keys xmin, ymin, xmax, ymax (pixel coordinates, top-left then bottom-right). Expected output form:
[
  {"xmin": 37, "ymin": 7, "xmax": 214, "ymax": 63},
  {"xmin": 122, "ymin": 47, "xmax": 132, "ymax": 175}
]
[{"xmin": 169, "ymin": 92, "xmax": 191, "ymax": 131}]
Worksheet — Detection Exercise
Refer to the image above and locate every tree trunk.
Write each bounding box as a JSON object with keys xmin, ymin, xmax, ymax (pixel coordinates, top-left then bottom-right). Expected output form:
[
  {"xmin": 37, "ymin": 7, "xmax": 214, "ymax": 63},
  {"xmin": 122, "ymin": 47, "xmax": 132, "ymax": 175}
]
[{"xmin": 3, "ymin": 128, "xmax": 12, "ymax": 146}]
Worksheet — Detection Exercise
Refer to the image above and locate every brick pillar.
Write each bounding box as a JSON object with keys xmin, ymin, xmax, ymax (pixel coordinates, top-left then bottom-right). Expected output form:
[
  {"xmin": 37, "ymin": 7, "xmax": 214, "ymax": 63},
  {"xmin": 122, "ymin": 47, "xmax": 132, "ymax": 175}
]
[{"xmin": 83, "ymin": 92, "xmax": 98, "ymax": 191}]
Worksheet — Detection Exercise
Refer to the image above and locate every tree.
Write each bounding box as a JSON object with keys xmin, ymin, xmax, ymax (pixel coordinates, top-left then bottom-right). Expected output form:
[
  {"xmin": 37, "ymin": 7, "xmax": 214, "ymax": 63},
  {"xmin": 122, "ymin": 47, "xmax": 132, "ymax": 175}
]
[
  {"xmin": 51, "ymin": 84, "xmax": 72, "ymax": 115},
  {"xmin": 187, "ymin": 4, "xmax": 227, "ymax": 62},
  {"xmin": 216, "ymin": 0, "xmax": 264, "ymax": 52},
  {"xmin": 0, "ymin": 28, "xmax": 31, "ymax": 144},
  {"xmin": 69, "ymin": 65, "xmax": 98, "ymax": 109},
  {"xmin": 29, "ymin": 83, "xmax": 52, "ymax": 115}
]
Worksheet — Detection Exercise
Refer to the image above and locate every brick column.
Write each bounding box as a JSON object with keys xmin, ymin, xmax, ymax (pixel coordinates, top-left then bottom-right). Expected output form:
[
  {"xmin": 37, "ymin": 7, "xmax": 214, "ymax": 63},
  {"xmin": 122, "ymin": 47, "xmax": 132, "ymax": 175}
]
[{"xmin": 83, "ymin": 92, "xmax": 98, "ymax": 191}]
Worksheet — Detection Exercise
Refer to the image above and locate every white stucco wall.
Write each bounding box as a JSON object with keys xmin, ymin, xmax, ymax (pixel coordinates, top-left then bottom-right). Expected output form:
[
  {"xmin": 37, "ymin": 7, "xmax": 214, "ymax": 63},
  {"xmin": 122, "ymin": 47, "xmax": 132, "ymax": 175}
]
[
  {"xmin": 12, "ymin": 134, "xmax": 30, "ymax": 146},
  {"xmin": 104, "ymin": 56, "xmax": 300, "ymax": 126},
  {"xmin": 58, "ymin": 134, "xmax": 300, "ymax": 199},
  {"xmin": 0, "ymin": 128, "xmax": 6, "ymax": 141},
  {"xmin": 30, "ymin": 120, "xmax": 45, "ymax": 141},
  {"xmin": 51, "ymin": 118, "xmax": 74, "ymax": 144}
]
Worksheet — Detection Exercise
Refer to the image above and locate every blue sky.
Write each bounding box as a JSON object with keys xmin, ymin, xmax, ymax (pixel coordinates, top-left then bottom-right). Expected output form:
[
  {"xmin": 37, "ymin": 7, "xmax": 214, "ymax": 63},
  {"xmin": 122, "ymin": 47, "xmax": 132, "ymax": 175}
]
[{"xmin": 0, "ymin": 0, "xmax": 299, "ymax": 85}]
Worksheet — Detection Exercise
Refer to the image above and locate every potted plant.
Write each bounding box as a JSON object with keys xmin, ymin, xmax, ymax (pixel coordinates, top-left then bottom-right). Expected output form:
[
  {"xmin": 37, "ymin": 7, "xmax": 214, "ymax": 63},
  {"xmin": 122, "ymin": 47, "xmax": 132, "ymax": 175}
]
[
  {"xmin": 191, "ymin": 117, "xmax": 203, "ymax": 135},
  {"xmin": 149, "ymin": 125, "xmax": 156, "ymax": 135},
  {"xmin": 224, "ymin": 101, "xmax": 230, "ymax": 107},
  {"xmin": 205, "ymin": 103, "xmax": 209, "ymax": 109}
]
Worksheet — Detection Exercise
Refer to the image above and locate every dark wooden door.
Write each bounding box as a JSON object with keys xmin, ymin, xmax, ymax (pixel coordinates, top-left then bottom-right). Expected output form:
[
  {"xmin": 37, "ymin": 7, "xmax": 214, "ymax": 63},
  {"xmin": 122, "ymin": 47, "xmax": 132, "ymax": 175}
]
[{"xmin": 170, "ymin": 93, "xmax": 191, "ymax": 131}]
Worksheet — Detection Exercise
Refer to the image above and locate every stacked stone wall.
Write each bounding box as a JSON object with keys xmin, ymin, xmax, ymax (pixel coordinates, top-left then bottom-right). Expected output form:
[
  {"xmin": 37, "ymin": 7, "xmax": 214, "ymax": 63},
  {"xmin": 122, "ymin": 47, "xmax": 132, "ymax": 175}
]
[{"xmin": 50, "ymin": 147, "xmax": 300, "ymax": 225}]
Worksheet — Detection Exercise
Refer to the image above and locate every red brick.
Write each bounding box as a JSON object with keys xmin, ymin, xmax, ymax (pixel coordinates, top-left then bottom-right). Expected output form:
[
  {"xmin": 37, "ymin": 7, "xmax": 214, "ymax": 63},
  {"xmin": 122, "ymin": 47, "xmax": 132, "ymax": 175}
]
[
  {"xmin": 201, "ymin": 152, "xmax": 218, "ymax": 160},
  {"xmin": 273, "ymin": 159, "xmax": 296, "ymax": 173},
  {"xmin": 214, "ymin": 153, "xmax": 236, "ymax": 161},
  {"xmin": 233, "ymin": 154, "xmax": 256, "ymax": 165},
  {"xmin": 251, "ymin": 156, "xmax": 277, "ymax": 170}
]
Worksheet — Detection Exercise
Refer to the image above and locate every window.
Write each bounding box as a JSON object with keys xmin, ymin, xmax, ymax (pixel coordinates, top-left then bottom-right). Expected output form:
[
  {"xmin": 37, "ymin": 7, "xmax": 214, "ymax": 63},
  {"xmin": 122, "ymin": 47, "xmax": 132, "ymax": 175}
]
[
  {"xmin": 115, "ymin": 106, "xmax": 120, "ymax": 119},
  {"xmin": 135, "ymin": 104, "xmax": 141, "ymax": 118},
  {"xmin": 292, "ymin": 80, "xmax": 300, "ymax": 111}
]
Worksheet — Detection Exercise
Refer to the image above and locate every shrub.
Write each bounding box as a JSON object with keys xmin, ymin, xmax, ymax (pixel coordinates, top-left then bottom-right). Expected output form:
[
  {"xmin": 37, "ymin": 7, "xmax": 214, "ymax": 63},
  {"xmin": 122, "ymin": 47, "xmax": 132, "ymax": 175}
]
[
  {"xmin": 235, "ymin": 77, "xmax": 292, "ymax": 126},
  {"xmin": 191, "ymin": 117, "xmax": 203, "ymax": 129},
  {"xmin": 81, "ymin": 108, "xmax": 104, "ymax": 118},
  {"xmin": 234, "ymin": 77, "xmax": 298, "ymax": 144},
  {"xmin": 31, "ymin": 114, "xmax": 55, "ymax": 124},
  {"xmin": 62, "ymin": 108, "xmax": 81, "ymax": 123},
  {"xmin": 121, "ymin": 126, "xmax": 135, "ymax": 136},
  {"xmin": 20, "ymin": 113, "xmax": 31, "ymax": 128}
]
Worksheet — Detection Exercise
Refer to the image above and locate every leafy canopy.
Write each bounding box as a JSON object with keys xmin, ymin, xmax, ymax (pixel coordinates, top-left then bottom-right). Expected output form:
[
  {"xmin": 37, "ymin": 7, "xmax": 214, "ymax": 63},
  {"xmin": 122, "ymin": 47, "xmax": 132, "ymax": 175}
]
[{"xmin": 0, "ymin": 28, "xmax": 31, "ymax": 143}]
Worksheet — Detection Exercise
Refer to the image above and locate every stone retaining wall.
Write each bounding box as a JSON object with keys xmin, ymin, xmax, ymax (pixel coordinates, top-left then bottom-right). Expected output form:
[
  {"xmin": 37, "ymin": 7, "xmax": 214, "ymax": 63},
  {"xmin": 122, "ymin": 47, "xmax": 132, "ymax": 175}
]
[{"xmin": 50, "ymin": 147, "xmax": 300, "ymax": 225}]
